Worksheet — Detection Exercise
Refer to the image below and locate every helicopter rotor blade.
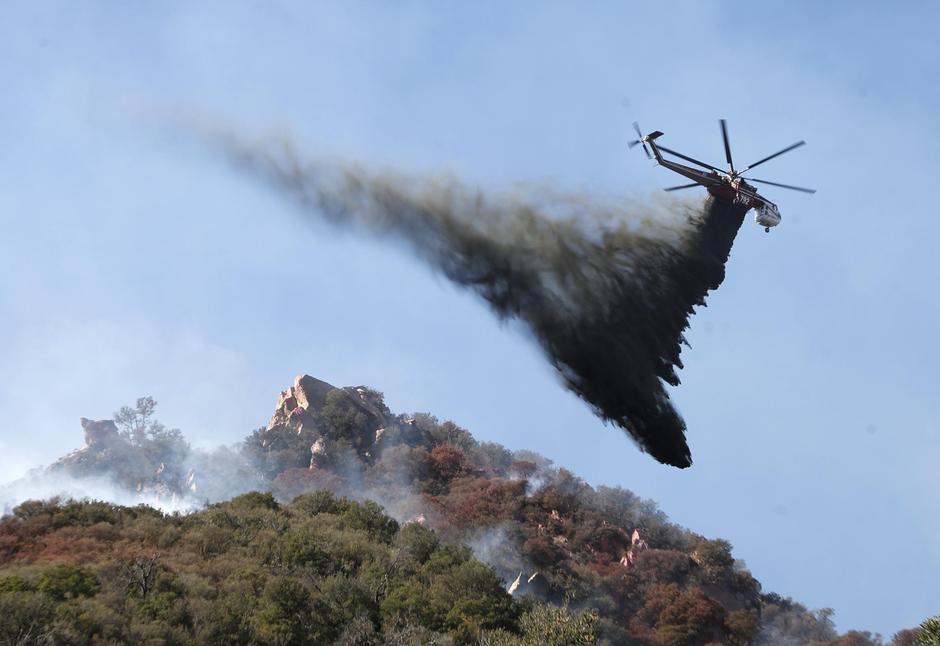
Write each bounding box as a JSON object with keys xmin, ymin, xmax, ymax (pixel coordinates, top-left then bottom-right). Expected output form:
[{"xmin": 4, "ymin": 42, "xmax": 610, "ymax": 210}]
[
  {"xmin": 656, "ymin": 144, "xmax": 724, "ymax": 173},
  {"xmin": 629, "ymin": 123, "xmax": 651, "ymax": 158},
  {"xmin": 740, "ymin": 141, "xmax": 806, "ymax": 174},
  {"xmin": 663, "ymin": 183, "xmax": 701, "ymax": 192},
  {"xmin": 628, "ymin": 140, "xmax": 652, "ymax": 158},
  {"xmin": 720, "ymin": 119, "xmax": 734, "ymax": 173},
  {"xmin": 748, "ymin": 178, "xmax": 816, "ymax": 194},
  {"xmin": 628, "ymin": 139, "xmax": 652, "ymax": 158}
]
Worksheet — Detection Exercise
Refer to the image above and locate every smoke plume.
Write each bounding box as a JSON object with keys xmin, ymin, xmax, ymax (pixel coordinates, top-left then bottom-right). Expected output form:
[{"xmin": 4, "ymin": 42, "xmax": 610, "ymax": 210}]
[{"xmin": 215, "ymin": 132, "xmax": 747, "ymax": 467}]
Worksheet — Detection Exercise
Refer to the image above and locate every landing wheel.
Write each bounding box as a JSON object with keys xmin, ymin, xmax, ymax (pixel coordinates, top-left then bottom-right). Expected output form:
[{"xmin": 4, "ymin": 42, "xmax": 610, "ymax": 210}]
[{"xmin": 764, "ymin": 227, "xmax": 770, "ymax": 233}]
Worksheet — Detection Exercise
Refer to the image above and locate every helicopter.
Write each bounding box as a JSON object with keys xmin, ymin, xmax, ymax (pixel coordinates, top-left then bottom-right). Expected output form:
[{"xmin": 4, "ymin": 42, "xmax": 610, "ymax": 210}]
[{"xmin": 630, "ymin": 119, "xmax": 815, "ymax": 232}]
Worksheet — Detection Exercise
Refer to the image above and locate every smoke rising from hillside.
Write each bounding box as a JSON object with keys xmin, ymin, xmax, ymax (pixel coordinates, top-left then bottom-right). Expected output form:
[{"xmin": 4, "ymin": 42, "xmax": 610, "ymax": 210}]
[{"xmin": 214, "ymin": 132, "xmax": 747, "ymax": 467}]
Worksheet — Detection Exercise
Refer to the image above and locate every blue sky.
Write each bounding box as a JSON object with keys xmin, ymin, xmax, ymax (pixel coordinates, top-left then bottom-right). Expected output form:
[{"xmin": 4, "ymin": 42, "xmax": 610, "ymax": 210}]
[{"xmin": 1, "ymin": 1, "xmax": 937, "ymax": 636}]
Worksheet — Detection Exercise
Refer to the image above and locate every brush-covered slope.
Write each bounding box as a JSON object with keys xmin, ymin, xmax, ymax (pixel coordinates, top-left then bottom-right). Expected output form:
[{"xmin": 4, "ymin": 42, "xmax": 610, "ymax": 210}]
[{"xmin": 0, "ymin": 375, "xmax": 926, "ymax": 645}]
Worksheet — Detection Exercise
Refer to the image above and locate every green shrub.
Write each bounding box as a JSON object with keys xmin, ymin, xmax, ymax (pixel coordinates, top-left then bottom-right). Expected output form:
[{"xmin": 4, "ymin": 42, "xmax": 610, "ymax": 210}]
[
  {"xmin": 0, "ymin": 574, "xmax": 33, "ymax": 593},
  {"xmin": 37, "ymin": 563, "xmax": 99, "ymax": 601}
]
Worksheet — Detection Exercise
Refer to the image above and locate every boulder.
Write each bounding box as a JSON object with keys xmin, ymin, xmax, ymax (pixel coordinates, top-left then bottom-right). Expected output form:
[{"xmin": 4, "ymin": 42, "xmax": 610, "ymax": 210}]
[{"xmin": 80, "ymin": 418, "xmax": 121, "ymax": 449}]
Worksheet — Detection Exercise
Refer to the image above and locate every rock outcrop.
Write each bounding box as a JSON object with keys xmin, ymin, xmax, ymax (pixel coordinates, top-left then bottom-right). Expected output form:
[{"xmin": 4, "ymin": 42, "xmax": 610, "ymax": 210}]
[
  {"xmin": 267, "ymin": 374, "xmax": 335, "ymax": 434},
  {"xmin": 264, "ymin": 374, "xmax": 393, "ymax": 464},
  {"xmin": 80, "ymin": 417, "xmax": 122, "ymax": 449},
  {"xmin": 268, "ymin": 375, "xmax": 389, "ymax": 432},
  {"xmin": 41, "ymin": 417, "xmax": 197, "ymax": 510},
  {"xmin": 620, "ymin": 528, "xmax": 650, "ymax": 567},
  {"xmin": 49, "ymin": 418, "xmax": 133, "ymax": 475}
]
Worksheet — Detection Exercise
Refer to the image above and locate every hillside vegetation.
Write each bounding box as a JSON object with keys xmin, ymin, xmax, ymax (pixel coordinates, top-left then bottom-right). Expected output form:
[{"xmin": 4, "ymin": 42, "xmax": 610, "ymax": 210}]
[{"xmin": 0, "ymin": 375, "xmax": 931, "ymax": 645}]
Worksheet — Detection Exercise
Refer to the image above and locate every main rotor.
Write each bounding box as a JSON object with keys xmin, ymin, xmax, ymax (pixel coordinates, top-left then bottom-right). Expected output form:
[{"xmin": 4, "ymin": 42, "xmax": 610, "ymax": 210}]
[{"xmin": 631, "ymin": 120, "xmax": 816, "ymax": 194}]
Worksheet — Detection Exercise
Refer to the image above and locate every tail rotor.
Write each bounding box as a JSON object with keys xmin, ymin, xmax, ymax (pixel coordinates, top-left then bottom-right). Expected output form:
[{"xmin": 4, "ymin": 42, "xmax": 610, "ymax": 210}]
[{"xmin": 628, "ymin": 121, "xmax": 652, "ymax": 159}]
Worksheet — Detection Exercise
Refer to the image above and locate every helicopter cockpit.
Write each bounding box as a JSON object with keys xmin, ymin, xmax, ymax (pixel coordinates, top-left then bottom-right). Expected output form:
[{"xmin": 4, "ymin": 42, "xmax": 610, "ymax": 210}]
[{"xmin": 755, "ymin": 202, "xmax": 782, "ymax": 232}]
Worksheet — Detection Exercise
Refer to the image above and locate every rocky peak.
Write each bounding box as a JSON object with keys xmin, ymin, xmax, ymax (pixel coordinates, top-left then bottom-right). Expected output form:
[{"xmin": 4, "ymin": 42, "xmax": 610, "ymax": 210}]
[
  {"xmin": 265, "ymin": 374, "xmax": 396, "ymax": 465},
  {"xmin": 267, "ymin": 374, "xmax": 389, "ymax": 434}
]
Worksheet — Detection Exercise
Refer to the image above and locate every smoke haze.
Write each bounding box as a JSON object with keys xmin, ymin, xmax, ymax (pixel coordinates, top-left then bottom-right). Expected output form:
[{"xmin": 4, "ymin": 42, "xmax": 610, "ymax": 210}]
[{"xmin": 214, "ymin": 132, "xmax": 748, "ymax": 467}]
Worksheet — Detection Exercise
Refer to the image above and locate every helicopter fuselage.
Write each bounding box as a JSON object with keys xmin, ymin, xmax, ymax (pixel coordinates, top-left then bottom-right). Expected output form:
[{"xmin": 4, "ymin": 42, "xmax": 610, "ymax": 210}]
[
  {"xmin": 643, "ymin": 132, "xmax": 782, "ymax": 230},
  {"xmin": 630, "ymin": 122, "xmax": 813, "ymax": 233}
]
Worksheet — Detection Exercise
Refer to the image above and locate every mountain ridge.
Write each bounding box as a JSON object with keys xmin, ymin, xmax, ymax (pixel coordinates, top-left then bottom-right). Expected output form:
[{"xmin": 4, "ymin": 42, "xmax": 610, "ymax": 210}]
[{"xmin": 0, "ymin": 374, "xmax": 925, "ymax": 645}]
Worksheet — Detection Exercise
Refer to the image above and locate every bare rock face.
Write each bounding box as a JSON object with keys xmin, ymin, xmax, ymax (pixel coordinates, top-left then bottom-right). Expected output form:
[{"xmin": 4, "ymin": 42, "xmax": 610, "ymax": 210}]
[
  {"xmin": 267, "ymin": 374, "xmax": 336, "ymax": 434},
  {"xmin": 80, "ymin": 418, "xmax": 121, "ymax": 449}
]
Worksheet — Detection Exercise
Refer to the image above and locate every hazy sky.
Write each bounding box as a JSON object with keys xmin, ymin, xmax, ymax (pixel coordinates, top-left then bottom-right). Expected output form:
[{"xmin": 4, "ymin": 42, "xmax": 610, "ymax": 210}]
[{"xmin": 2, "ymin": 1, "xmax": 937, "ymax": 636}]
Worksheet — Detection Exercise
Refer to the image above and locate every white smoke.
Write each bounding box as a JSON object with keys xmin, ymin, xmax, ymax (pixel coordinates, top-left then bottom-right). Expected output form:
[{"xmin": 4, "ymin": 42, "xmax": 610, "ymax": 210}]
[{"xmin": 0, "ymin": 471, "xmax": 200, "ymax": 515}]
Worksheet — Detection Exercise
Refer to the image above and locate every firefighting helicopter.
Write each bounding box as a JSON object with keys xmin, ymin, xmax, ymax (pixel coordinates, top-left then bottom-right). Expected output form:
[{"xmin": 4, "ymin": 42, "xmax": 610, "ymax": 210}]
[{"xmin": 630, "ymin": 119, "xmax": 815, "ymax": 232}]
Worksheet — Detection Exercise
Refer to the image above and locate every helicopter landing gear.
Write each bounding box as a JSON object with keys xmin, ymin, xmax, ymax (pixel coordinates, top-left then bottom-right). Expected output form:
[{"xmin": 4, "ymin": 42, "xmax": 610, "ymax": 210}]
[{"xmin": 764, "ymin": 227, "xmax": 770, "ymax": 233}]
